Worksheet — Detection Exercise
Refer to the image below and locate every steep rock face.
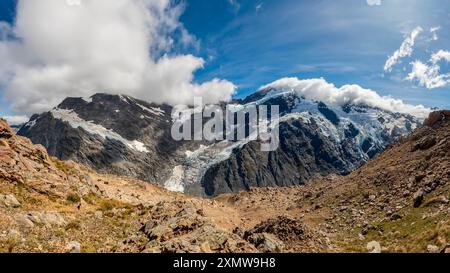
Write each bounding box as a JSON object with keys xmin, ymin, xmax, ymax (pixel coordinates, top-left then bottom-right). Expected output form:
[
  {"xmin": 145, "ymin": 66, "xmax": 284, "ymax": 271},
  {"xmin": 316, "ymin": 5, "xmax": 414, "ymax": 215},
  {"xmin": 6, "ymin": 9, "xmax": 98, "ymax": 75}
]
[
  {"xmin": 0, "ymin": 118, "xmax": 77, "ymax": 198},
  {"xmin": 202, "ymin": 118, "xmax": 364, "ymax": 195},
  {"xmin": 200, "ymin": 90, "xmax": 423, "ymax": 196},
  {"xmin": 18, "ymin": 94, "xmax": 189, "ymax": 184}
]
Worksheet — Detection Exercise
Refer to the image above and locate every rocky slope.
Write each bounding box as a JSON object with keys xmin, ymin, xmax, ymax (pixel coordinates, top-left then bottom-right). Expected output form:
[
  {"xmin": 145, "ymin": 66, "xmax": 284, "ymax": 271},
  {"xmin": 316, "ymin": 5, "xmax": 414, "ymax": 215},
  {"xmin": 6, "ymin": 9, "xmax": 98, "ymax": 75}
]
[
  {"xmin": 2, "ymin": 111, "xmax": 448, "ymax": 253},
  {"xmin": 18, "ymin": 89, "xmax": 424, "ymax": 196}
]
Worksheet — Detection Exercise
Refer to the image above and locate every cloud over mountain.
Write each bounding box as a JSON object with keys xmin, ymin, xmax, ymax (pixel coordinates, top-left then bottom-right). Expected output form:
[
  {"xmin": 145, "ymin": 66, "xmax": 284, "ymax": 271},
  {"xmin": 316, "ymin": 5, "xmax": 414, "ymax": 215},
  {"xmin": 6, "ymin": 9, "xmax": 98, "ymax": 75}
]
[
  {"xmin": 261, "ymin": 77, "xmax": 431, "ymax": 118},
  {"xmin": 0, "ymin": 0, "xmax": 236, "ymax": 115}
]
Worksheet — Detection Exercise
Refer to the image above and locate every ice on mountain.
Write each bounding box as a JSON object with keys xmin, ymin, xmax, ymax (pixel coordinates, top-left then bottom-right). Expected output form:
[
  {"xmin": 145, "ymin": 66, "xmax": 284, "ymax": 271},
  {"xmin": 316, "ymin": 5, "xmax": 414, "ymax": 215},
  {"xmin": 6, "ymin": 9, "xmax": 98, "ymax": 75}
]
[
  {"xmin": 22, "ymin": 119, "xmax": 37, "ymax": 129},
  {"xmin": 51, "ymin": 108, "xmax": 149, "ymax": 153},
  {"xmin": 164, "ymin": 165, "xmax": 185, "ymax": 193},
  {"xmin": 82, "ymin": 96, "xmax": 93, "ymax": 103},
  {"xmin": 118, "ymin": 94, "xmax": 130, "ymax": 104},
  {"xmin": 136, "ymin": 103, "xmax": 164, "ymax": 116}
]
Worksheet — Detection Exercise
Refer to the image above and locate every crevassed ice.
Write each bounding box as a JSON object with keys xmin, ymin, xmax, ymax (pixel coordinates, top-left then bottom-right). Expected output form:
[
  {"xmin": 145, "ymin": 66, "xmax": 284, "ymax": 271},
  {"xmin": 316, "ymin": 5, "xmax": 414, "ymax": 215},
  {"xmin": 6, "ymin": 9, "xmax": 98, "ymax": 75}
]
[
  {"xmin": 51, "ymin": 108, "xmax": 149, "ymax": 153},
  {"xmin": 164, "ymin": 165, "xmax": 185, "ymax": 192},
  {"xmin": 163, "ymin": 91, "xmax": 422, "ymax": 193}
]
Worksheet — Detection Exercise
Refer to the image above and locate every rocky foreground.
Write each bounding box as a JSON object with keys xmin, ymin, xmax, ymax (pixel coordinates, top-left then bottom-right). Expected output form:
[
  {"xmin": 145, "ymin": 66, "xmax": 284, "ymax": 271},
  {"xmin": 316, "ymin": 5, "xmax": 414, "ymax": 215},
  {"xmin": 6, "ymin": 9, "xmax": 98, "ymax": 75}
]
[{"xmin": 0, "ymin": 112, "xmax": 449, "ymax": 253}]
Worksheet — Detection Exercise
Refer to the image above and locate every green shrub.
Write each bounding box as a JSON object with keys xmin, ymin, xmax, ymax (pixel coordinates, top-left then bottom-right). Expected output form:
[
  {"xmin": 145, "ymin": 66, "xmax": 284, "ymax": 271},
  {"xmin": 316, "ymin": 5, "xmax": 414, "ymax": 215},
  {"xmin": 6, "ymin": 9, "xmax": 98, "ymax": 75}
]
[{"xmin": 66, "ymin": 193, "xmax": 81, "ymax": 204}]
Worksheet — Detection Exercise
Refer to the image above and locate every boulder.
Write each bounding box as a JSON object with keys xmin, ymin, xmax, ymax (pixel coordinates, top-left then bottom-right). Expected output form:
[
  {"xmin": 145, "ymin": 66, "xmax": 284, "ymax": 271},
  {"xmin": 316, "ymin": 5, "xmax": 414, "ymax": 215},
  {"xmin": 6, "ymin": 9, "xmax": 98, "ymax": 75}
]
[
  {"xmin": 423, "ymin": 110, "xmax": 450, "ymax": 127},
  {"xmin": 0, "ymin": 119, "xmax": 14, "ymax": 139},
  {"xmin": 0, "ymin": 194, "xmax": 21, "ymax": 208},
  {"xmin": 27, "ymin": 211, "xmax": 67, "ymax": 227},
  {"xmin": 413, "ymin": 136, "xmax": 437, "ymax": 151},
  {"xmin": 247, "ymin": 233, "xmax": 284, "ymax": 253},
  {"xmin": 427, "ymin": 245, "xmax": 440, "ymax": 253},
  {"xmin": 14, "ymin": 214, "xmax": 35, "ymax": 229},
  {"xmin": 367, "ymin": 241, "xmax": 381, "ymax": 253},
  {"xmin": 413, "ymin": 190, "xmax": 425, "ymax": 208},
  {"xmin": 66, "ymin": 241, "xmax": 81, "ymax": 253}
]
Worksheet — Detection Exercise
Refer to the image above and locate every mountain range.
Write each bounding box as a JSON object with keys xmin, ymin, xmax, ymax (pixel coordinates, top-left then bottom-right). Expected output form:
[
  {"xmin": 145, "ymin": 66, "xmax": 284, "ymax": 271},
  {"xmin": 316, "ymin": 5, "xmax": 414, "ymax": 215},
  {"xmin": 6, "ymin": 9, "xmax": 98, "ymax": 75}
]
[{"xmin": 18, "ymin": 87, "xmax": 424, "ymax": 196}]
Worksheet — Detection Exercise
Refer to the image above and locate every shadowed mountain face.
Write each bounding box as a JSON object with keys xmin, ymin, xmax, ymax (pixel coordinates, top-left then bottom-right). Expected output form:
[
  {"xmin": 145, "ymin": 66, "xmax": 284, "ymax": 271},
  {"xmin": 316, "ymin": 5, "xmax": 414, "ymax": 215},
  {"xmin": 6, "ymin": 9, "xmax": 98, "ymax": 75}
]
[
  {"xmin": 17, "ymin": 94, "xmax": 190, "ymax": 183},
  {"xmin": 18, "ymin": 90, "xmax": 423, "ymax": 196},
  {"xmin": 201, "ymin": 91, "xmax": 422, "ymax": 196}
]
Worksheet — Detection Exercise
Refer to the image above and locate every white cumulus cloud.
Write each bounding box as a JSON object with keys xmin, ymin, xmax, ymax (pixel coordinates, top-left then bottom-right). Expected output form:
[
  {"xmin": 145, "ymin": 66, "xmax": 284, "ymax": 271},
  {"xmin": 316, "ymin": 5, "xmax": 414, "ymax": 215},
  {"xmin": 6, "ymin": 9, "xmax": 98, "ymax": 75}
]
[
  {"xmin": 384, "ymin": 26, "xmax": 423, "ymax": 72},
  {"xmin": 0, "ymin": 0, "xmax": 236, "ymax": 115},
  {"xmin": 261, "ymin": 77, "xmax": 431, "ymax": 119},
  {"xmin": 430, "ymin": 49, "xmax": 450, "ymax": 64},
  {"xmin": 407, "ymin": 50, "xmax": 450, "ymax": 89}
]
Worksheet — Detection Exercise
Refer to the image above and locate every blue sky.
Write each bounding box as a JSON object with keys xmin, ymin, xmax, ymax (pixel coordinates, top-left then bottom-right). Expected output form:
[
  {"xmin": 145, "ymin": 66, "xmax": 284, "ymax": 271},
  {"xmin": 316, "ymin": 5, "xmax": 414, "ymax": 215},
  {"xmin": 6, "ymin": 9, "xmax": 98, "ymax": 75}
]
[
  {"xmin": 0, "ymin": 0, "xmax": 16, "ymax": 117},
  {"xmin": 180, "ymin": 0, "xmax": 450, "ymax": 107},
  {"xmin": 0, "ymin": 0, "xmax": 449, "ymax": 119}
]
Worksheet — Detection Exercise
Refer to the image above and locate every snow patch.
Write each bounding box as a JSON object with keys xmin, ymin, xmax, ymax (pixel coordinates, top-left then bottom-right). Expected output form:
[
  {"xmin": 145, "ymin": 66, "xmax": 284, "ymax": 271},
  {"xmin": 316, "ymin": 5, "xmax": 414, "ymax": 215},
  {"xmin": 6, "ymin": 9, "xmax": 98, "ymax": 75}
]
[
  {"xmin": 82, "ymin": 96, "xmax": 93, "ymax": 103},
  {"xmin": 136, "ymin": 103, "xmax": 165, "ymax": 116},
  {"xmin": 118, "ymin": 95, "xmax": 129, "ymax": 104},
  {"xmin": 51, "ymin": 108, "xmax": 148, "ymax": 153}
]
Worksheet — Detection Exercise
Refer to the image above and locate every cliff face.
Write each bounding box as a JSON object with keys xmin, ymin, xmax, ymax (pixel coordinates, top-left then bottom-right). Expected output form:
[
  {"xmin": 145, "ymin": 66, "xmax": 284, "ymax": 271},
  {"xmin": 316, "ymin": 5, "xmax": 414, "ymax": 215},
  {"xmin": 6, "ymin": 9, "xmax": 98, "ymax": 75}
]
[
  {"xmin": 201, "ymin": 92, "xmax": 422, "ymax": 196},
  {"xmin": 17, "ymin": 94, "xmax": 187, "ymax": 184},
  {"xmin": 0, "ymin": 118, "xmax": 73, "ymax": 198},
  {"xmin": 202, "ymin": 119, "xmax": 364, "ymax": 195}
]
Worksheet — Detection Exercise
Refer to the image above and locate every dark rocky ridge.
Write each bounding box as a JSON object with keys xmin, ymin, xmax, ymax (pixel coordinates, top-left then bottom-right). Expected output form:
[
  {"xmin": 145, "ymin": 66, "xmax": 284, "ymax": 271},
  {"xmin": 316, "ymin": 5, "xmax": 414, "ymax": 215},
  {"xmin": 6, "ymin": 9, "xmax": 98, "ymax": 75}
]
[
  {"xmin": 18, "ymin": 94, "xmax": 193, "ymax": 183},
  {"xmin": 202, "ymin": 117, "xmax": 367, "ymax": 195},
  {"xmin": 200, "ymin": 91, "xmax": 422, "ymax": 196}
]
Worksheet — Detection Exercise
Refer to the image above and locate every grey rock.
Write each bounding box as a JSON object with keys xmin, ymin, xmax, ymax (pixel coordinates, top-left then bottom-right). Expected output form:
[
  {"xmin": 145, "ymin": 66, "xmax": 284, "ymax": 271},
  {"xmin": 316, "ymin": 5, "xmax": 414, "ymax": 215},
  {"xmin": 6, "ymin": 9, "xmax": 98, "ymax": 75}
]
[
  {"xmin": 247, "ymin": 233, "xmax": 284, "ymax": 253},
  {"xmin": 66, "ymin": 241, "xmax": 81, "ymax": 253},
  {"xmin": 14, "ymin": 214, "xmax": 35, "ymax": 229},
  {"xmin": 201, "ymin": 95, "xmax": 419, "ymax": 196},
  {"xmin": 27, "ymin": 211, "xmax": 67, "ymax": 227},
  {"xmin": 367, "ymin": 241, "xmax": 381, "ymax": 253},
  {"xmin": 0, "ymin": 194, "xmax": 21, "ymax": 208},
  {"xmin": 390, "ymin": 212, "xmax": 402, "ymax": 221},
  {"xmin": 18, "ymin": 94, "xmax": 180, "ymax": 186},
  {"xmin": 427, "ymin": 244, "xmax": 440, "ymax": 253}
]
